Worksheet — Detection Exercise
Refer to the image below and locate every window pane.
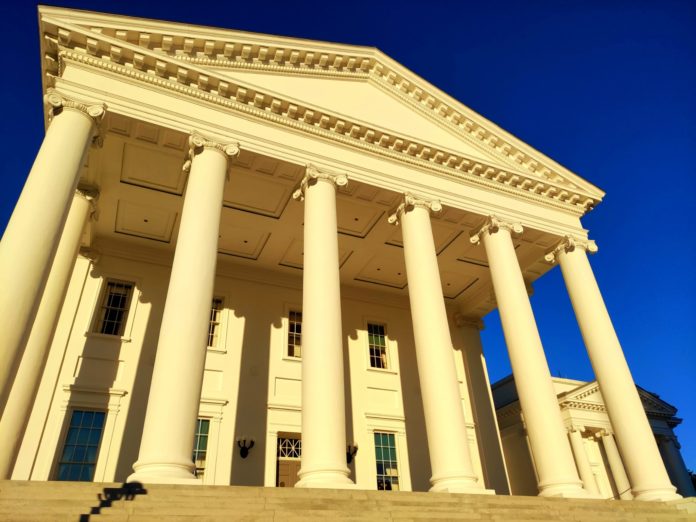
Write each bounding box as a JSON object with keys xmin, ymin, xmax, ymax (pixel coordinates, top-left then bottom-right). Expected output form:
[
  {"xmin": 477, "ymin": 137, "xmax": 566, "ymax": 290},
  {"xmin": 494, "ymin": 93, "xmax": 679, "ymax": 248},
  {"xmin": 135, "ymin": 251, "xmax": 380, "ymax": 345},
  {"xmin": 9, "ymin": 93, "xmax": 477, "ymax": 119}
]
[
  {"xmin": 192, "ymin": 419, "xmax": 210, "ymax": 478},
  {"xmin": 95, "ymin": 281, "xmax": 134, "ymax": 336},
  {"xmin": 57, "ymin": 410, "xmax": 106, "ymax": 482},
  {"xmin": 374, "ymin": 431, "xmax": 400, "ymax": 491},
  {"xmin": 287, "ymin": 311, "xmax": 302, "ymax": 358},
  {"xmin": 367, "ymin": 323, "xmax": 388, "ymax": 369}
]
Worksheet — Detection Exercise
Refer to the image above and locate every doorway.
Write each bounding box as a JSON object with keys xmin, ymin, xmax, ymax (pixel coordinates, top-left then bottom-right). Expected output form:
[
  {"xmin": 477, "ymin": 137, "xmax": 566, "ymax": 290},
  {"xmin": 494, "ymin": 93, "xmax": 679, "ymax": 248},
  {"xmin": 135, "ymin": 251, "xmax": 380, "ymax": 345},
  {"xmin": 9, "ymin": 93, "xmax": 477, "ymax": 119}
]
[{"xmin": 276, "ymin": 432, "xmax": 301, "ymax": 487}]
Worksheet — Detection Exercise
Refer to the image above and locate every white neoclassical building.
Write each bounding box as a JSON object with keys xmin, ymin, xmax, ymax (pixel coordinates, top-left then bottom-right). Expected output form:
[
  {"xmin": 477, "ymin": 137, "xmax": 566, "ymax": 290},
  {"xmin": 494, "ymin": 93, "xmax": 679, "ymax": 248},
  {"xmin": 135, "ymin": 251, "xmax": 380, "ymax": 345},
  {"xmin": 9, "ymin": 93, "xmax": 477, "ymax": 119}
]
[{"xmin": 0, "ymin": 6, "xmax": 690, "ymax": 502}]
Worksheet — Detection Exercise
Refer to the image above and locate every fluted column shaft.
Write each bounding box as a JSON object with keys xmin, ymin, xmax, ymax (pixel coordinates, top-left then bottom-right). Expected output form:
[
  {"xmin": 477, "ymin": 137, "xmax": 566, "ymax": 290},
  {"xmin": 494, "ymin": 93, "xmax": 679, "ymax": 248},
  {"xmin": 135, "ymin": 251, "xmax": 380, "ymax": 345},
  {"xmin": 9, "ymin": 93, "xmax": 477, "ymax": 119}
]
[
  {"xmin": 471, "ymin": 217, "xmax": 586, "ymax": 498},
  {"xmin": 0, "ymin": 188, "xmax": 96, "ymax": 478},
  {"xmin": 294, "ymin": 166, "xmax": 353, "ymax": 488},
  {"xmin": 553, "ymin": 239, "xmax": 679, "ymax": 501},
  {"xmin": 568, "ymin": 427, "xmax": 598, "ymax": 495},
  {"xmin": 393, "ymin": 196, "xmax": 488, "ymax": 493},
  {"xmin": 599, "ymin": 431, "xmax": 633, "ymax": 500},
  {"xmin": 0, "ymin": 90, "xmax": 104, "ymax": 410},
  {"xmin": 129, "ymin": 134, "xmax": 238, "ymax": 484}
]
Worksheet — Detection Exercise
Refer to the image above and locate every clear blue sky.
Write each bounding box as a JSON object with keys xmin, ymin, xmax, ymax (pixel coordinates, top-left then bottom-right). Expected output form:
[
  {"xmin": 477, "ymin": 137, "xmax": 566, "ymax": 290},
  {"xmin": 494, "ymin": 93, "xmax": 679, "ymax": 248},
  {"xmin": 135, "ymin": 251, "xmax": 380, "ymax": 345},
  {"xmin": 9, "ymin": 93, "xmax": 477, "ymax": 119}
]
[{"xmin": 1, "ymin": 1, "xmax": 694, "ymax": 469}]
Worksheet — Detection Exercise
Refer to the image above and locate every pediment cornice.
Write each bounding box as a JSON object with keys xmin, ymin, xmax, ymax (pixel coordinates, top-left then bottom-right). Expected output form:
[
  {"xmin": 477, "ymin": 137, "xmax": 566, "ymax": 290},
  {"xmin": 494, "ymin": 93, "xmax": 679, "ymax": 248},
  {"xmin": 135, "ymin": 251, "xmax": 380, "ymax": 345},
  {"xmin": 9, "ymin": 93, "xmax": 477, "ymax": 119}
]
[{"xmin": 39, "ymin": 7, "xmax": 604, "ymax": 215}]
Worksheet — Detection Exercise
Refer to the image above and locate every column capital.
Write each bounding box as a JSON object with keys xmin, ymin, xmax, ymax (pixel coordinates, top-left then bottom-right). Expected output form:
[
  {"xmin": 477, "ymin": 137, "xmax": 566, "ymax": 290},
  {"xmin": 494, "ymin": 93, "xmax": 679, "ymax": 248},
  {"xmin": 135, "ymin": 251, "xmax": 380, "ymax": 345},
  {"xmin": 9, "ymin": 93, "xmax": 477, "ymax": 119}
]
[
  {"xmin": 44, "ymin": 88, "xmax": 106, "ymax": 145},
  {"xmin": 568, "ymin": 425, "xmax": 587, "ymax": 434},
  {"xmin": 387, "ymin": 193, "xmax": 442, "ymax": 226},
  {"xmin": 544, "ymin": 235, "xmax": 598, "ymax": 263},
  {"xmin": 183, "ymin": 131, "xmax": 240, "ymax": 172},
  {"xmin": 469, "ymin": 215, "xmax": 523, "ymax": 245},
  {"xmin": 292, "ymin": 164, "xmax": 348, "ymax": 201},
  {"xmin": 453, "ymin": 313, "xmax": 484, "ymax": 331},
  {"xmin": 76, "ymin": 184, "xmax": 100, "ymax": 221},
  {"xmin": 78, "ymin": 246, "xmax": 101, "ymax": 264}
]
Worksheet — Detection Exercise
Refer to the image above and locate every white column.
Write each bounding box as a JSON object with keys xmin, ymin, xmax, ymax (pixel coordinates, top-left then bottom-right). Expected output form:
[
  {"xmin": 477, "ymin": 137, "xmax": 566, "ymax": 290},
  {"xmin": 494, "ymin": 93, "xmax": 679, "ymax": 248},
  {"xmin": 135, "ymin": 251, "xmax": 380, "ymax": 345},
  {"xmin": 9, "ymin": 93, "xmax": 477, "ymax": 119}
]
[
  {"xmin": 390, "ymin": 195, "xmax": 489, "ymax": 494},
  {"xmin": 293, "ymin": 165, "xmax": 353, "ymax": 489},
  {"xmin": 0, "ymin": 187, "xmax": 97, "ymax": 478},
  {"xmin": 548, "ymin": 237, "xmax": 680, "ymax": 501},
  {"xmin": 129, "ymin": 133, "xmax": 238, "ymax": 484},
  {"xmin": 470, "ymin": 216, "xmax": 587, "ymax": 498},
  {"xmin": 598, "ymin": 430, "xmax": 633, "ymax": 500},
  {"xmin": 0, "ymin": 89, "xmax": 105, "ymax": 410},
  {"xmin": 658, "ymin": 435, "xmax": 696, "ymax": 497},
  {"xmin": 568, "ymin": 426, "xmax": 599, "ymax": 495}
]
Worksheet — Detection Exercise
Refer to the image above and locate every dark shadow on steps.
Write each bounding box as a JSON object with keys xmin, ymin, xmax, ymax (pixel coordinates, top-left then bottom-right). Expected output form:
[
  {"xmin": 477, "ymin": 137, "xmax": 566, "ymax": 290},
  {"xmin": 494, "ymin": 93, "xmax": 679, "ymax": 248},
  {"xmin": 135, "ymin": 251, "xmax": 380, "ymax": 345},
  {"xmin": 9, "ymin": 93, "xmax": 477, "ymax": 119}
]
[{"xmin": 78, "ymin": 481, "xmax": 147, "ymax": 521}]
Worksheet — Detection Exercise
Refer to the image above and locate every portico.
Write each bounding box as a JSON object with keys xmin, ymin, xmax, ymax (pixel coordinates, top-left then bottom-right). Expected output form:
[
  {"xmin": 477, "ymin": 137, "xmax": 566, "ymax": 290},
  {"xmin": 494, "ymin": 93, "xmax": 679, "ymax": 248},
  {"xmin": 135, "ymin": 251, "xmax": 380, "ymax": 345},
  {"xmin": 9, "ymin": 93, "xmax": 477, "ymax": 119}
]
[{"xmin": 0, "ymin": 6, "xmax": 684, "ymax": 502}]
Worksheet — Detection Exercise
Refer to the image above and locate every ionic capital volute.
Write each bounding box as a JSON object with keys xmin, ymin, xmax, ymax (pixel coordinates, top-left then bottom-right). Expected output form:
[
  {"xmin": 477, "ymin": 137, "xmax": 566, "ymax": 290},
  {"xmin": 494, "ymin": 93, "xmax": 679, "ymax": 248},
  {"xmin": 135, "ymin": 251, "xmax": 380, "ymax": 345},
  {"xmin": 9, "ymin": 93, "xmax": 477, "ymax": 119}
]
[
  {"xmin": 292, "ymin": 164, "xmax": 348, "ymax": 201},
  {"xmin": 469, "ymin": 215, "xmax": 523, "ymax": 245},
  {"xmin": 544, "ymin": 235, "xmax": 599, "ymax": 263},
  {"xmin": 79, "ymin": 246, "xmax": 101, "ymax": 264},
  {"xmin": 76, "ymin": 184, "xmax": 100, "ymax": 221},
  {"xmin": 387, "ymin": 193, "xmax": 442, "ymax": 226},
  {"xmin": 182, "ymin": 131, "xmax": 240, "ymax": 172},
  {"xmin": 44, "ymin": 88, "xmax": 107, "ymax": 146},
  {"xmin": 568, "ymin": 425, "xmax": 586, "ymax": 435}
]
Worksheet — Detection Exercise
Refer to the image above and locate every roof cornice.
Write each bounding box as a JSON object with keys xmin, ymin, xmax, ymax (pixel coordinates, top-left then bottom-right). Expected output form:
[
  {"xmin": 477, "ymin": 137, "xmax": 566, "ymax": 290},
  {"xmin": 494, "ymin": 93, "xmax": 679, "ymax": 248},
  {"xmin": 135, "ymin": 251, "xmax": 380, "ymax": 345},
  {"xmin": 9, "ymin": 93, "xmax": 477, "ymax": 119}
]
[{"xmin": 39, "ymin": 7, "xmax": 604, "ymax": 215}]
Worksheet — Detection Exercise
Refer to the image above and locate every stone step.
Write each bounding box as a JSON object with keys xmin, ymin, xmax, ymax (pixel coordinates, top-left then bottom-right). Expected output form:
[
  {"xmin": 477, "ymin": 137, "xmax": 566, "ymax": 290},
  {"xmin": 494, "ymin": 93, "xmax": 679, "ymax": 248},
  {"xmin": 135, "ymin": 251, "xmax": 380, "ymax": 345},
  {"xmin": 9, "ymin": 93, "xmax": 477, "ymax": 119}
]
[{"xmin": 0, "ymin": 481, "xmax": 691, "ymax": 522}]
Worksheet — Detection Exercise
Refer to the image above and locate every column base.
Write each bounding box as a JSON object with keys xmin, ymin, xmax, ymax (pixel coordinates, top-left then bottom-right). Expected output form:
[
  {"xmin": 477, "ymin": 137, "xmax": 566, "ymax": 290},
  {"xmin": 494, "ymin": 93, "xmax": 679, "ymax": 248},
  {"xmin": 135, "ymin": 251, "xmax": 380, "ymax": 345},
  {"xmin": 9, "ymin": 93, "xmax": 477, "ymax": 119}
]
[
  {"xmin": 430, "ymin": 474, "xmax": 495, "ymax": 495},
  {"xmin": 633, "ymin": 486, "xmax": 682, "ymax": 502},
  {"xmin": 295, "ymin": 467, "xmax": 356, "ymax": 489},
  {"xmin": 538, "ymin": 480, "xmax": 592, "ymax": 499},
  {"xmin": 128, "ymin": 459, "xmax": 200, "ymax": 485}
]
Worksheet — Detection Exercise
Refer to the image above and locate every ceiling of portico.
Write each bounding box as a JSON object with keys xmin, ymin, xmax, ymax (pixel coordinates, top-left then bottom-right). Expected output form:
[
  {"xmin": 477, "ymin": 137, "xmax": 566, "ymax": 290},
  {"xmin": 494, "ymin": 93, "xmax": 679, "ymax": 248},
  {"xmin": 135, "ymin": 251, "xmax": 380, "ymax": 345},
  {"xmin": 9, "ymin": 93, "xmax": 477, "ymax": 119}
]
[{"xmin": 85, "ymin": 115, "xmax": 561, "ymax": 318}]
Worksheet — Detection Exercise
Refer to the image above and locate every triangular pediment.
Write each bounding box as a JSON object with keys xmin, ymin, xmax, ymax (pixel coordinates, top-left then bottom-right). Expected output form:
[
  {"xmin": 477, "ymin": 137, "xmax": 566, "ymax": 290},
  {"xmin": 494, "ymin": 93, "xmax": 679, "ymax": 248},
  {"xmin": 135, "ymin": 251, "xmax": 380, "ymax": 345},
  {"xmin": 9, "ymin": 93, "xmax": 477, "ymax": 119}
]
[
  {"xmin": 560, "ymin": 381, "xmax": 678, "ymax": 419},
  {"xmin": 38, "ymin": 6, "xmax": 605, "ymax": 215},
  {"xmin": 211, "ymin": 69, "xmax": 498, "ymax": 163}
]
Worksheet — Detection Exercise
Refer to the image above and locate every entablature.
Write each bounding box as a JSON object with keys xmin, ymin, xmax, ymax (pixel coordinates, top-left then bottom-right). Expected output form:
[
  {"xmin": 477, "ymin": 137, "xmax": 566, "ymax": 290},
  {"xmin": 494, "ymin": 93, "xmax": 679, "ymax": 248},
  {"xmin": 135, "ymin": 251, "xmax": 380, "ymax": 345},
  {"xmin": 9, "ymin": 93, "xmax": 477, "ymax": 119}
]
[{"xmin": 39, "ymin": 7, "xmax": 605, "ymax": 220}]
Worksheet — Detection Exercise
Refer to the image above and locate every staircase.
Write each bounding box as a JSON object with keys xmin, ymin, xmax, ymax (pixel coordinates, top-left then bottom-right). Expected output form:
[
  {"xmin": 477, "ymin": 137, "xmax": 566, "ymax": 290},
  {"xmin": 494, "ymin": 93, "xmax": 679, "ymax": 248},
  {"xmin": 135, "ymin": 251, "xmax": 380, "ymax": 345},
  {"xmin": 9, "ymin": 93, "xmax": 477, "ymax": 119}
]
[{"xmin": 1, "ymin": 480, "xmax": 694, "ymax": 522}]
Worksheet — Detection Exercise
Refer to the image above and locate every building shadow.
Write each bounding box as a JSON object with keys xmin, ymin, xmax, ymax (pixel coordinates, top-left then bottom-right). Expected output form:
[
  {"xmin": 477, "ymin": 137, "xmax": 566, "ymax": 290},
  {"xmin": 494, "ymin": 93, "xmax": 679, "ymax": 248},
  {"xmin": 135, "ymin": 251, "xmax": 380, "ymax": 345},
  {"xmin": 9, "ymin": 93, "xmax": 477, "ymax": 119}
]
[
  {"xmin": 78, "ymin": 481, "xmax": 147, "ymax": 521},
  {"xmin": 343, "ymin": 323, "xmax": 356, "ymax": 483},
  {"xmin": 112, "ymin": 287, "xmax": 165, "ymax": 481},
  {"xmin": 396, "ymin": 332, "xmax": 431, "ymax": 492},
  {"xmin": 229, "ymin": 302, "xmax": 273, "ymax": 485}
]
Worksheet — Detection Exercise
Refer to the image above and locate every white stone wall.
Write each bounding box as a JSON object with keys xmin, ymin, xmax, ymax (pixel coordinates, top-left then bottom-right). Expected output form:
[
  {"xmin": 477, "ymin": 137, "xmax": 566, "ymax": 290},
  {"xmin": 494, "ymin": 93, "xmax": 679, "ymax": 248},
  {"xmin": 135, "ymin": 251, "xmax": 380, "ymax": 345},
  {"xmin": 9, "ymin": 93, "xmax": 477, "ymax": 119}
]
[{"xmin": 13, "ymin": 242, "xmax": 494, "ymax": 491}]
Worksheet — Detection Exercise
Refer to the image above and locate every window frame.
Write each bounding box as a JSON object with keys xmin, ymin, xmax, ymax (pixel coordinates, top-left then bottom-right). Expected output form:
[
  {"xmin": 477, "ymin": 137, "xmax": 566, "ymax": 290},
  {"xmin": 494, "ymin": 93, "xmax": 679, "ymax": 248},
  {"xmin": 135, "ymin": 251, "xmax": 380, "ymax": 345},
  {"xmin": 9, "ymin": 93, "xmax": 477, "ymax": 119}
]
[
  {"xmin": 363, "ymin": 318, "xmax": 397, "ymax": 374},
  {"xmin": 55, "ymin": 408, "xmax": 107, "ymax": 482},
  {"xmin": 86, "ymin": 277, "xmax": 139, "ymax": 341},
  {"xmin": 366, "ymin": 322, "xmax": 389, "ymax": 370},
  {"xmin": 282, "ymin": 305, "xmax": 303, "ymax": 362},
  {"xmin": 206, "ymin": 296, "xmax": 226, "ymax": 352},
  {"xmin": 192, "ymin": 417, "xmax": 211, "ymax": 480},
  {"xmin": 373, "ymin": 430, "xmax": 401, "ymax": 491}
]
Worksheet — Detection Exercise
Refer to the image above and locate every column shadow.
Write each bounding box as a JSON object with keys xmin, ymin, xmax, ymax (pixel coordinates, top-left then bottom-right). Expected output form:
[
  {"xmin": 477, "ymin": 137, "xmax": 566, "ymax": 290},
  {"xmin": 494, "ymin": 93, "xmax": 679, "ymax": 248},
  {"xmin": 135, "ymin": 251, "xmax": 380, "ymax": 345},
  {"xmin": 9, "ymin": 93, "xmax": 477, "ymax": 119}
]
[{"xmin": 229, "ymin": 303, "xmax": 274, "ymax": 486}]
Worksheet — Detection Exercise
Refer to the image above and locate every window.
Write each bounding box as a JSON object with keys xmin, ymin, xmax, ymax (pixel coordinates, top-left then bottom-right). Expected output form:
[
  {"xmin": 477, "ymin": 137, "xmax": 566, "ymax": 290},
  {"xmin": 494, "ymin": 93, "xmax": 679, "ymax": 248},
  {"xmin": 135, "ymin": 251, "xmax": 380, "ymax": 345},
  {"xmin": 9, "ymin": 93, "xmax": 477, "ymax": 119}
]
[
  {"xmin": 374, "ymin": 432, "xmax": 399, "ymax": 491},
  {"xmin": 208, "ymin": 298, "xmax": 224, "ymax": 348},
  {"xmin": 277, "ymin": 436, "xmax": 302, "ymax": 459},
  {"xmin": 94, "ymin": 280, "xmax": 133, "ymax": 336},
  {"xmin": 56, "ymin": 410, "xmax": 106, "ymax": 481},
  {"xmin": 192, "ymin": 418, "xmax": 210, "ymax": 479},
  {"xmin": 368, "ymin": 323, "xmax": 388, "ymax": 369},
  {"xmin": 287, "ymin": 311, "xmax": 302, "ymax": 358}
]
